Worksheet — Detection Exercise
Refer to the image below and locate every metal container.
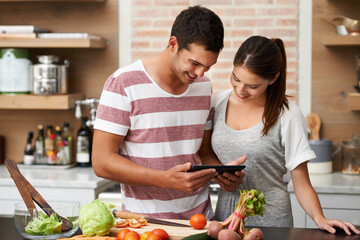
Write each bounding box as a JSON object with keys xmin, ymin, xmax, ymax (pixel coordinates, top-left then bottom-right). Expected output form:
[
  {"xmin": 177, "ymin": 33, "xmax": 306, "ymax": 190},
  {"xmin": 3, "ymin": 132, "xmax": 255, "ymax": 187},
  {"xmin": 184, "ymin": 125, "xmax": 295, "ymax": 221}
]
[
  {"xmin": 342, "ymin": 133, "xmax": 360, "ymax": 175},
  {"xmin": 32, "ymin": 55, "xmax": 69, "ymax": 95},
  {"xmin": 0, "ymin": 48, "xmax": 31, "ymax": 94}
]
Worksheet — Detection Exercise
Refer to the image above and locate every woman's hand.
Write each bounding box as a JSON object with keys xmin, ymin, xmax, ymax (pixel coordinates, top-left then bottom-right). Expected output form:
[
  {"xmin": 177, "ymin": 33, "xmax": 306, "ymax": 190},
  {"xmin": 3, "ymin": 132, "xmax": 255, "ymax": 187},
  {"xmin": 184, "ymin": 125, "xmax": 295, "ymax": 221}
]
[
  {"xmin": 316, "ymin": 217, "xmax": 360, "ymax": 235},
  {"xmin": 213, "ymin": 156, "xmax": 246, "ymax": 192}
]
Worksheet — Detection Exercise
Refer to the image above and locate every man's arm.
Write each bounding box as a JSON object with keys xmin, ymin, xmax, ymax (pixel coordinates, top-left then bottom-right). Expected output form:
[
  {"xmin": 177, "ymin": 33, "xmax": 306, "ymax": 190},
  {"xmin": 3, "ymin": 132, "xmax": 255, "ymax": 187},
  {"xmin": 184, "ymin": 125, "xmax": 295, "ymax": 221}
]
[{"xmin": 92, "ymin": 129, "xmax": 216, "ymax": 193}]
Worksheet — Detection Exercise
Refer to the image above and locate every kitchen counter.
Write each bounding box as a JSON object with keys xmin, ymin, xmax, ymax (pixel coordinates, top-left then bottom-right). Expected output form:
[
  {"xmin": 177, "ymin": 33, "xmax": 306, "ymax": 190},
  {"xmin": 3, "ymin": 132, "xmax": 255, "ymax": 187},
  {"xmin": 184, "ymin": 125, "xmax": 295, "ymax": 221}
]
[
  {"xmin": 1, "ymin": 216, "xmax": 359, "ymax": 240},
  {"xmin": 287, "ymin": 172, "xmax": 360, "ymax": 228},
  {"xmin": 0, "ymin": 164, "xmax": 116, "ymax": 216}
]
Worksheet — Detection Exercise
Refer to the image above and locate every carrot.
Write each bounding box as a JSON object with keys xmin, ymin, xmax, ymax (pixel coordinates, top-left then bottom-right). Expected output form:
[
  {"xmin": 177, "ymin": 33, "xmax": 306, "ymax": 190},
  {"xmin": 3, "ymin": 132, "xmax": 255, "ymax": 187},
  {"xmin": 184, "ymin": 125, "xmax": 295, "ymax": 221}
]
[{"xmin": 58, "ymin": 235, "xmax": 117, "ymax": 240}]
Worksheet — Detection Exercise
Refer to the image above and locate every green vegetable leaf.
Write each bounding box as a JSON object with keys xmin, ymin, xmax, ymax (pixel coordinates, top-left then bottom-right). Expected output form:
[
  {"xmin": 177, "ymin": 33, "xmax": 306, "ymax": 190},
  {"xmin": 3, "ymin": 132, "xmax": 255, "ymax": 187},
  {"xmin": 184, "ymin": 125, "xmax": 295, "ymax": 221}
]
[
  {"xmin": 79, "ymin": 199, "xmax": 115, "ymax": 237},
  {"xmin": 25, "ymin": 212, "xmax": 62, "ymax": 235}
]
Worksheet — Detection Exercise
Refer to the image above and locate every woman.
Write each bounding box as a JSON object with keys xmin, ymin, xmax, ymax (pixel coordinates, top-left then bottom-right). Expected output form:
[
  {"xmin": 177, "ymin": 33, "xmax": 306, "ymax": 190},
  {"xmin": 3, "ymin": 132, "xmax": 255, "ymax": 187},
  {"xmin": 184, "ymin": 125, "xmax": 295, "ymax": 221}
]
[{"xmin": 211, "ymin": 36, "xmax": 359, "ymax": 235}]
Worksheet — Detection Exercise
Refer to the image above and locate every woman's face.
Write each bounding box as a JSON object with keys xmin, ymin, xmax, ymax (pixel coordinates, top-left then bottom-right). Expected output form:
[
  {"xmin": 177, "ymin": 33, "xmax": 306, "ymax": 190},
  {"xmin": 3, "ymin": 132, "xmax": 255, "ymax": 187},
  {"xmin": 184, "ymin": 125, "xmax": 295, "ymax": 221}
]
[{"xmin": 230, "ymin": 65, "xmax": 277, "ymax": 104}]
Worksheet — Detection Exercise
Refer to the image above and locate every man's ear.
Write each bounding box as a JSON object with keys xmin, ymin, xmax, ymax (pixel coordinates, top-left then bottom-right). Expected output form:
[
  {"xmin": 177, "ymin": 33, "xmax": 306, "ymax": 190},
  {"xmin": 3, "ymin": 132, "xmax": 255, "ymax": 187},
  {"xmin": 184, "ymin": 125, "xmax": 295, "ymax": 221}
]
[
  {"xmin": 269, "ymin": 72, "xmax": 280, "ymax": 85},
  {"xmin": 168, "ymin": 36, "xmax": 179, "ymax": 53}
]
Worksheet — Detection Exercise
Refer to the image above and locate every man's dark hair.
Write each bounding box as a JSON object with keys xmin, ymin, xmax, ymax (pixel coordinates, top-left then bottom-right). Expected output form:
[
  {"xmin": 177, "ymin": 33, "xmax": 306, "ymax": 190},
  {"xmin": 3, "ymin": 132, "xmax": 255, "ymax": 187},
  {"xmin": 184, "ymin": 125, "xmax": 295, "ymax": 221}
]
[{"xmin": 170, "ymin": 5, "xmax": 224, "ymax": 52}]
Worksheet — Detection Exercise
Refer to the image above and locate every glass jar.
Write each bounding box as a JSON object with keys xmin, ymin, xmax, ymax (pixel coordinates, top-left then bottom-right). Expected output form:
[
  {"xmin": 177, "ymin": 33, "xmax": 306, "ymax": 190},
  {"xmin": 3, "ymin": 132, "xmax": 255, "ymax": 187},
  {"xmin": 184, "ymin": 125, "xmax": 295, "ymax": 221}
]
[{"xmin": 342, "ymin": 133, "xmax": 360, "ymax": 175}]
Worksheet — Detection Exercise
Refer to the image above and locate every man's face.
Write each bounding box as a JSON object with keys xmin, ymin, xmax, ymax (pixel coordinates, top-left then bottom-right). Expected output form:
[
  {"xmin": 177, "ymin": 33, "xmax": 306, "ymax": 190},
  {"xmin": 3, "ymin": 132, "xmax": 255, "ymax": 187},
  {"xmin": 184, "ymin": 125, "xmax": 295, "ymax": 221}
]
[{"xmin": 170, "ymin": 43, "xmax": 219, "ymax": 85}]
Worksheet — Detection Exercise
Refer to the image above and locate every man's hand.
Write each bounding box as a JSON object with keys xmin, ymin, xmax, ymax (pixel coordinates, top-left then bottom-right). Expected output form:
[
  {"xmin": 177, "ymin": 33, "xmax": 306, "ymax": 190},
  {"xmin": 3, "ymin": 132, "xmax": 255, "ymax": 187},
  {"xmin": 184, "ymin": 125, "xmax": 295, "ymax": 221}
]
[
  {"xmin": 213, "ymin": 156, "xmax": 246, "ymax": 192},
  {"xmin": 164, "ymin": 162, "xmax": 217, "ymax": 194}
]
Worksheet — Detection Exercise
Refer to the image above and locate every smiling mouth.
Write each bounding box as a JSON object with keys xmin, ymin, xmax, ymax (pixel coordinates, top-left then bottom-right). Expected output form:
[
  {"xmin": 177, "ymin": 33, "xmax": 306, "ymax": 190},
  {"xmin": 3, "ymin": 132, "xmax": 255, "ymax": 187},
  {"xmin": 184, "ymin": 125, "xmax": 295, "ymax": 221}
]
[{"xmin": 186, "ymin": 72, "xmax": 197, "ymax": 80}]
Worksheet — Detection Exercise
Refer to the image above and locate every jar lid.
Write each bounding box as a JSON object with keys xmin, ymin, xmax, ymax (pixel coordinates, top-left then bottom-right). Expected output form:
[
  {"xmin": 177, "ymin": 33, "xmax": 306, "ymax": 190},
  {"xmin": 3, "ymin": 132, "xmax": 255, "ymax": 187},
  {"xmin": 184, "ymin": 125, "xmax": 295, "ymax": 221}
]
[
  {"xmin": 37, "ymin": 55, "xmax": 59, "ymax": 64},
  {"xmin": 0, "ymin": 48, "xmax": 29, "ymax": 58},
  {"xmin": 343, "ymin": 133, "xmax": 360, "ymax": 146}
]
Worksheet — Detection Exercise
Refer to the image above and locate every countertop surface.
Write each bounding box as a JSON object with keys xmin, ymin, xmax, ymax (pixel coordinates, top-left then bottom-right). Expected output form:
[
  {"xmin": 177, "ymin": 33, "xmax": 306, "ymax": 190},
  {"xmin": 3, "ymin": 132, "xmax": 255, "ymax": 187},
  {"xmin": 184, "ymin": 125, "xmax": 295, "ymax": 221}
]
[
  {"xmin": 1, "ymin": 217, "xmax": 359, "ymax": 240},
  {"xmin": 287, "ymin": 172, "xmax": 360, "ymax": 194},
  {"xmin": 0, "ymin": 164, "xmax": 114, "ymax": 189}
]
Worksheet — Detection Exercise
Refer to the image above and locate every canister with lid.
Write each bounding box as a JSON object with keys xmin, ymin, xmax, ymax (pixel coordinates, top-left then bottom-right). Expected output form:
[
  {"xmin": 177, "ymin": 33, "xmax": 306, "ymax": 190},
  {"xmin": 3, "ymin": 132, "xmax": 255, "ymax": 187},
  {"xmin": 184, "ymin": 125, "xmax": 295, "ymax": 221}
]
[
  {"xmin": 342, "ymin": 133, "xmax": 360, "ymax": 175},
  {"xmin": 0, "ymin": 48, "xmax": 31, "ymax": 94}
]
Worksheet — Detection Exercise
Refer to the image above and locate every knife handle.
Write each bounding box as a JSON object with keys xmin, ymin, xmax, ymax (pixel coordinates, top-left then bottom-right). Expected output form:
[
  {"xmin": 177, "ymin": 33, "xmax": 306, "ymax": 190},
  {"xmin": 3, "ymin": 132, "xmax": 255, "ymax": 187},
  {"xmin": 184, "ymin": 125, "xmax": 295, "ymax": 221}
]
[{"xmin": 114, "ymin": 210, "xmax": 149, "ymax": 220}]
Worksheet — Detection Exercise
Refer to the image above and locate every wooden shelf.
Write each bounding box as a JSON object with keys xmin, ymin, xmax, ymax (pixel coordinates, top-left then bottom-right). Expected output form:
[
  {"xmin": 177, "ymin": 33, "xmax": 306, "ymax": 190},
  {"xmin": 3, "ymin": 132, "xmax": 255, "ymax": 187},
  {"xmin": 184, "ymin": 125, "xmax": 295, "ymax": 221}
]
[
  {"xmin": 0, "ymin": 0, "xmax": 105, "ymax": 2},
  {"xmin": 0, "ymin": 93, "xmax": 84, "ymax": 110},
  {"xmin": 322, "ymin": 34, "xmax": 360, "ymax": 46},
  {"xmin": 347, "ymin": 93, "xmax": 360, "ymax": 110},
  {"xmin": 0, "ymin": 38, "xmax": 106, "ymax": 48}
]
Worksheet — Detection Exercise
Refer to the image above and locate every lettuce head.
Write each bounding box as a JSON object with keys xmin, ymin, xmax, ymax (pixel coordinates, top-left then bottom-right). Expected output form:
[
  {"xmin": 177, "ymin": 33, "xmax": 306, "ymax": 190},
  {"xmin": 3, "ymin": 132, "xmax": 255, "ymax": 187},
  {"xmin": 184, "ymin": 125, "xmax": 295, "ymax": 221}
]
[
  {"xmin": 25, "ymin": 212, "xmax": 62, "ymax": 235},
  {"xmin": 79, "ymin": 199, "xmax": 115, "ymax": 237}
]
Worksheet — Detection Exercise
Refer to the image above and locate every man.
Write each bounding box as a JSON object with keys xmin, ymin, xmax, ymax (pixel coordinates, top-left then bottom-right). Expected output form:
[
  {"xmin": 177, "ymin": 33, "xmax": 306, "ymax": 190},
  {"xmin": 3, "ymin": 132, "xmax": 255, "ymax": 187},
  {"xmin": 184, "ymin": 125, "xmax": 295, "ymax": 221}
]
[{"xmin": 92, "ymin": 5, "xmax": 245, "ymax": 219}]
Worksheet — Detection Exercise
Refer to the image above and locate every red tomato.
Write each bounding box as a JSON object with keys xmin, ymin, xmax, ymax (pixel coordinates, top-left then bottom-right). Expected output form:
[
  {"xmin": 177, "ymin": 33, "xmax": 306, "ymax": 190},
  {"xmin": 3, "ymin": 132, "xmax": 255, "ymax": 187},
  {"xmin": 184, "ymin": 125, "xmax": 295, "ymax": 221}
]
[
  {"xmin": 151, "ymin": 228, "xmax": 169, "ymax": 240},
  {"xmin": 124, "ymin": 235, "xmax": 140, "ymax": 240},
  {"xmin": 189, "ymin": 213, "xmax": 207, "ymax": 230},
  {"xmin": 125, "ymin": 231, "xmax": 141, "ymax": 240},
  {"xmin": 146, "ymin": 233, "xmax": 162, "ymax": 240},
  {"xmin": 140, "ymin": 231, "xmax": 153, "ymax": 240},
  {"xmin": 128, "ymin": 219, "xmax": 142, "ymax": 228},
  {"xmin": 115, "ymin": 219, "xmax": 129, "ymax": 228},
  {"xmin": 117, "ymin": 229, "xmax": 131, "ymax": 240}
]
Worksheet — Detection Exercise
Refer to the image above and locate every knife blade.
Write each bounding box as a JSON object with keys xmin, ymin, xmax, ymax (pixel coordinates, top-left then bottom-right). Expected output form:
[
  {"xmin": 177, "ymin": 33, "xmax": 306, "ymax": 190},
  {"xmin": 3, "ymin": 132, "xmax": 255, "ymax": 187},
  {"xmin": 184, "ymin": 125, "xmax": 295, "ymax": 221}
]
[{"xmin": 112, "ymin": 210, "xmax": 191, "ymax": 227}]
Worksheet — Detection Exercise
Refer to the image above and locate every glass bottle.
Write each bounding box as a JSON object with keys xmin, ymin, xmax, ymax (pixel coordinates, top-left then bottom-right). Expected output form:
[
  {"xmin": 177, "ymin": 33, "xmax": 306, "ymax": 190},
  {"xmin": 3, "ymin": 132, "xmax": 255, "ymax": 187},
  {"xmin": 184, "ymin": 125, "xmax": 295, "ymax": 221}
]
[
  {"xmin": 23, "ymin": 131, "xmax": 35, "ymax": 165},
  {"xmin": 55, "ymin": 126, "xmax": 62, "ymax": 164},
  {"xmin": 35, "ymin": 124, "xmax": 46, "ymax": 164},
  {"xmin": 62, "ymin": 122, "xmax": 72, "ymax": 164},
  {"xmin": 76, "ymin": 117, "xmax": 92, "ymax": 167}
]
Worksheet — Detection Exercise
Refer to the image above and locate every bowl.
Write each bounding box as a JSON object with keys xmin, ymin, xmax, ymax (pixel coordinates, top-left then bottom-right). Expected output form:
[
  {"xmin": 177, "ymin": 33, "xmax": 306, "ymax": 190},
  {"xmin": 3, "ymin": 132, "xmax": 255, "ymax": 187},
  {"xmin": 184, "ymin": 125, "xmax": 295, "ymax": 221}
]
[{"xmin": 13, "ymin": 201, "xmax": 80, "ymax": 240}]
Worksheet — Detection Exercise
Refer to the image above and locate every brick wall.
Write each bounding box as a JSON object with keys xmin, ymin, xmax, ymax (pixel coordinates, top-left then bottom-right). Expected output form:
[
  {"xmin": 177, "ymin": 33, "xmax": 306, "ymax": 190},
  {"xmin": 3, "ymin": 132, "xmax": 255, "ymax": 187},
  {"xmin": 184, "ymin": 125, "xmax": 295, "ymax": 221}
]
[{"xmin": 130, "ymin": 0, "xmax": 299, "ymax": 99}]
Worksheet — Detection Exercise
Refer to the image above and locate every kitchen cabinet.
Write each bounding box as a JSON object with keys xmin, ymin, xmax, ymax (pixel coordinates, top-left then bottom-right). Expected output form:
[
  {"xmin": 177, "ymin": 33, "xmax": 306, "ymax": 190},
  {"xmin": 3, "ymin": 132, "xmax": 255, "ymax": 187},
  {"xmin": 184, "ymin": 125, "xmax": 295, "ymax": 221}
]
[
  {"xmin": 288, "ymin": 172, "xmax": 360, "ymax": 228},
  {"xmin": 312, "ymin": 0, "xmax": 360, "ymax": 171},
  {"xmin": 0, "ymin": 0, "xmax": 118, "ymax": 162}
]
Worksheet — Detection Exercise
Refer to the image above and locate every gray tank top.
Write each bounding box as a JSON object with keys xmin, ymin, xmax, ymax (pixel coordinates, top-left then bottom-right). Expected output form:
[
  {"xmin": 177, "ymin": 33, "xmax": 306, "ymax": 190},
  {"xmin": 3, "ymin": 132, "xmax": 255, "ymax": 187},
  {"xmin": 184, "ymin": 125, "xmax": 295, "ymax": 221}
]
[{"xmin": 211, "ymin": 91, "xmax": 293, "ymax": 227}]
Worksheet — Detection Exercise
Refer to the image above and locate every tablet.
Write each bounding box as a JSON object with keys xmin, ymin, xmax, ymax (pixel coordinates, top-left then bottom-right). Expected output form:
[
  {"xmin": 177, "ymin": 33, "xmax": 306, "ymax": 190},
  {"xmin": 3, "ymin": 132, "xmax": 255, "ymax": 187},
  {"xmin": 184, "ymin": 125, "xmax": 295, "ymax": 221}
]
[{"xmin": 187, "ymin": 165, "xmax": 245, "ymax": 174}]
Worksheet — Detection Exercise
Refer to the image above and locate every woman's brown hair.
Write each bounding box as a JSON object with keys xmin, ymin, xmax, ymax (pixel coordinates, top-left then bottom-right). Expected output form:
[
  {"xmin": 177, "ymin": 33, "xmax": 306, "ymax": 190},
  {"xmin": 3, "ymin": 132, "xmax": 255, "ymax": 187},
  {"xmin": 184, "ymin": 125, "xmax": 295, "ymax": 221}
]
[{"xmin": 233, "ymin": 36, "xmax": 289, "ymax": 136}]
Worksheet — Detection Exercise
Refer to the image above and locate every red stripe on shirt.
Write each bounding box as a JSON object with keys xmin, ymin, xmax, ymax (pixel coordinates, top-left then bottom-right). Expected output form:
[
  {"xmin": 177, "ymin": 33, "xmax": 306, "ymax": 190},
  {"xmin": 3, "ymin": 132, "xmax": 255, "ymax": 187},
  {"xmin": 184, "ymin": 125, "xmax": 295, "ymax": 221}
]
[
  {"xmin": 104, "ymin": 71, "xmax": 152, "ymax": 95},
  {"xmin": 96, "ymin": 104, "xmax": 130, "ymax": 126},
  {"xmin": 130, "ymin": 96, "xmax": 211, "ymax": 116},
  {"xmin": 125, "ymin": 124, "xmax": 204, "ymax": 143}
]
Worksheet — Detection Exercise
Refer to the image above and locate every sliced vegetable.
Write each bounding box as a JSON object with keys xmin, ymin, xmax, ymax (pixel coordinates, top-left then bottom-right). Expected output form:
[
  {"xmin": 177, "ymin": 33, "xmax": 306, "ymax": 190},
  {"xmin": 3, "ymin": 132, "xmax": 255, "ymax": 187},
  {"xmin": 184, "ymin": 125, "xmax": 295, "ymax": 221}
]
[
  {"xmin": 115, "ymin": 219, "xmax": 129, "ymax": 228},
  {"xmin": 128, "ymin": 219, "xmax": 141, "ymax": 228}
]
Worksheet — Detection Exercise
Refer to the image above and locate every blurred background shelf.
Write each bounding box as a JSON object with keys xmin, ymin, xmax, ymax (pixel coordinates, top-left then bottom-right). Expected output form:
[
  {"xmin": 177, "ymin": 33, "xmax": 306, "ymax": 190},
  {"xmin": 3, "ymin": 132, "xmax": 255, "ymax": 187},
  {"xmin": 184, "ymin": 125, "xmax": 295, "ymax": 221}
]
[
  {"xmin": 0, "ymin": 38, "xmax": 106, "ymax": 48},
  {"xmin": 0, "ymin": 0, "xmax": 105, "ymax": 2},
  {"xmin": 347, "ymin": 93, "xmax": 360, "ymax": 110},
  {"xmin": 322, "ymin": 34, "xmax": 360, "ymax": 46},
  {"xmin": 0, "ymin": 93, "xmax": 84, "ymax": 110}
]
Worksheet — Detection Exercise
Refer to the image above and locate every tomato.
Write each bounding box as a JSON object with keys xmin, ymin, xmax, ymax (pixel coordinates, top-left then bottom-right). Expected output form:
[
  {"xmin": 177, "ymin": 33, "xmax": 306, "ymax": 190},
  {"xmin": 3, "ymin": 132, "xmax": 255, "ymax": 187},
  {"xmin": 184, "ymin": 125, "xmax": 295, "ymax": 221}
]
[
  {"xmin": 117, "ymin": 229, "xmax": 131, "ymax": 240},
  {"xmin": 115, "ymin": 219, "xmax": 129, "ymax": 228},
  {"xmin": 138, "ymin": 218, "xmax": 148, "ymax": 226},
  {"xmin": 128, "ymin": 219, "xmax": 142, "ymax": 228},
  {"xmin": 124, "ymin": 235, "xmax": 140, "ymax": 240},
  {"xmin": 140, "ymin": 231, "xmax": 152, "ymax": 240},
  {"xmin": 151, "ymin": 228, "xmax": 169, "ymax": 240},
  {"xmin": 145, "ymin": 233, "xmax": 162, "ymax": 240},
  {"xmin": 125, "ymin": 230, "xmax": 141, "ymax": 240},
  {"xmin": 189, "ymin": 213, "xmax": 207, "ymax": 230}
]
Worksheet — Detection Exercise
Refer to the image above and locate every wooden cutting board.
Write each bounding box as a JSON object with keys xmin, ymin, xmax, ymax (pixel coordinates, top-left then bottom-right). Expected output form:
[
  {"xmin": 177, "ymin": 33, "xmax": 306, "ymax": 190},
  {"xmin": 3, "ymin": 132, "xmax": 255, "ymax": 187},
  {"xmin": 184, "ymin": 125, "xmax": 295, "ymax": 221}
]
[{"xmin": 109, "ymin": 219, "xmax": 208, "ymax": 240}]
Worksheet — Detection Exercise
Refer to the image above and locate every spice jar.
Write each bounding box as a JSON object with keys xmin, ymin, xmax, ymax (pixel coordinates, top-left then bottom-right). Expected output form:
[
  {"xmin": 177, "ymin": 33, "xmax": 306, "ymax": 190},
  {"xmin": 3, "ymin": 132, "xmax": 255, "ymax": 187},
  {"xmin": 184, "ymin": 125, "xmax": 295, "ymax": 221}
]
[{"xmin": 342, "ymin": 133, "xmax": 360, "ymax": 175}]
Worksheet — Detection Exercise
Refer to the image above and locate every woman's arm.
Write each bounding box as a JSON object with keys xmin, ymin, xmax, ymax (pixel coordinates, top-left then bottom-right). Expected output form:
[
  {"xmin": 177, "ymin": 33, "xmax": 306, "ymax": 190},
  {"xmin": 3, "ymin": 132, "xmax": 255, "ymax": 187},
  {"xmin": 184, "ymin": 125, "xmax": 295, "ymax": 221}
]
[{"xmin": 291, "ymin": 162, "xmax": 360, "ymax": 235}]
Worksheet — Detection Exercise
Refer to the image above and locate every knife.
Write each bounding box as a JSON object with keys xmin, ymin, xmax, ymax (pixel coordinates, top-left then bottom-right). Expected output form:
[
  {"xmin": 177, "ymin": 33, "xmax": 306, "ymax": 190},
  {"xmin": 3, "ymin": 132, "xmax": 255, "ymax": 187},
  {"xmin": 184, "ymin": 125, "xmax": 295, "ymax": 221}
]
[{"xmin": 112, "ymin": 210, "xmax": 191, "ymax": 227}]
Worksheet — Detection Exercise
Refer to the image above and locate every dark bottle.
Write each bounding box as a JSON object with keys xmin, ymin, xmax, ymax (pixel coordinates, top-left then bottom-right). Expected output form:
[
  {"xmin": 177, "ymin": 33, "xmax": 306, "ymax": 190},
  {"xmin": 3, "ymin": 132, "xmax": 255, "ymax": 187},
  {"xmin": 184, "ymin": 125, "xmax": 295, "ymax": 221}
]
[
  {"xmin": 76, "ymin": 117, "xmax": 92, "ymax": 167},
  {"xmin": 35, "ymin": 124, "xmax": 46, "ymax": 164},
  {"xmin": 24, "ymin": 131, "xmax": 35, "ymax": 165}
]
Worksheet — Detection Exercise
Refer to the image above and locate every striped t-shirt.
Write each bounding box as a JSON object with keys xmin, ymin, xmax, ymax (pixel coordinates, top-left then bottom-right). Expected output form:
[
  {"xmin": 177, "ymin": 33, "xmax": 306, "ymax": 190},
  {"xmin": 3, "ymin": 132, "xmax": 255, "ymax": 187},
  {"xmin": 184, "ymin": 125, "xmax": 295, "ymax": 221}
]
[{"xmin": 94, "ymin": 60, "xmax": 214, "ymax": 219}]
